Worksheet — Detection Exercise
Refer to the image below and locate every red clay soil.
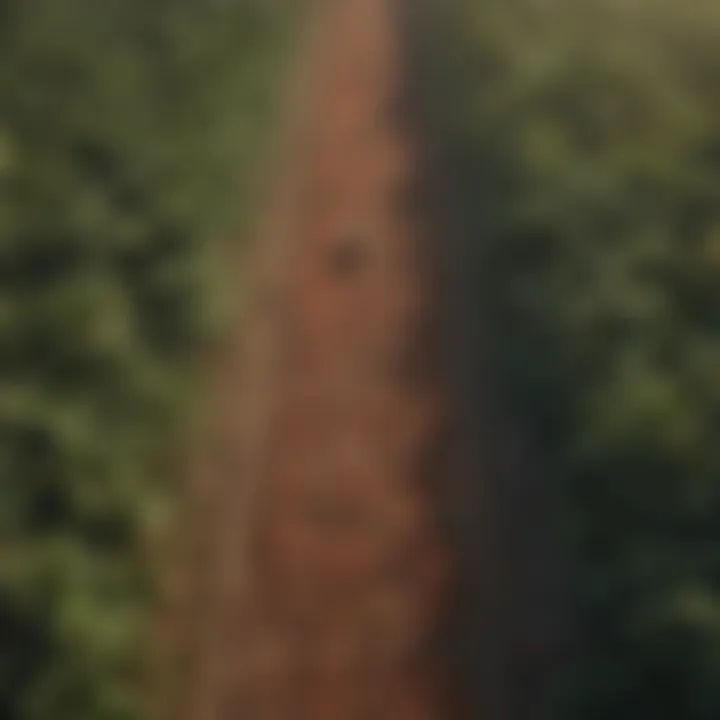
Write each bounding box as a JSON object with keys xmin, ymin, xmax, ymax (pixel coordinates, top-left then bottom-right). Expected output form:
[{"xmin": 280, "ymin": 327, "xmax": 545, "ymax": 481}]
[{"xmin": 172, "ymin": 0, "xmax": 456, "ymax": 718}]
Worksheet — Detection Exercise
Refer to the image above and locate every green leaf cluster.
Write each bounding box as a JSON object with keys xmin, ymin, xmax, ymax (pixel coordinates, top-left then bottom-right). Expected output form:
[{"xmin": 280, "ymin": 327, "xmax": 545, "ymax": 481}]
[
  {"xmin": 416, "ymin": 0, "xmax": 720, "ymax": 716},
  {"xmin": 0, "ymin": 2, "xmax": 294, "ymax": 718}
]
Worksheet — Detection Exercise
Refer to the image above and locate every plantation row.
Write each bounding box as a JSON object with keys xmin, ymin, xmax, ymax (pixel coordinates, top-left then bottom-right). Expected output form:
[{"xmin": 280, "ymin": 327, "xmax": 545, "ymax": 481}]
[
  {"xmin": 414, "ymin": 0, "xmax": 720, "ymax": 717},
  {"xmin": 0, "ymin": 2, "xmax": 294, "ymax": 718}
]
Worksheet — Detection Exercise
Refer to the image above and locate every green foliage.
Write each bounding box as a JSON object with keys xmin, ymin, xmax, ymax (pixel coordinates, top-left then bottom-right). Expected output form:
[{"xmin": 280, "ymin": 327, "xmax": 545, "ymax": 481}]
[
  {"xmin": 0, "ymin": 1, "xmax": 294, "ymax": 718},
  {"xmin": 416, "ymin": 0, "xmax": 720, "ymax": 716}
]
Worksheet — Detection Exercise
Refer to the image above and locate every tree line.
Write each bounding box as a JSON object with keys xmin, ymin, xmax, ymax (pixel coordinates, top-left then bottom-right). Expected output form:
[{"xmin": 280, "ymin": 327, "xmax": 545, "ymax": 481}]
[
  {"xmin": 0, "ymin": 2, "xmax": 294, "ymax": 718},
  {"xmin": 413, "ymin": 0, "xmax": 720, "ymax": 717}
]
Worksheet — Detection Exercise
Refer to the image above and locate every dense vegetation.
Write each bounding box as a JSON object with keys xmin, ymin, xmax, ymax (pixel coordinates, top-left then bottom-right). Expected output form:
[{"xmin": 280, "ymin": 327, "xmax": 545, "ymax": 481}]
[
  {"xmin": 0, "ymin": 2, "xmax": 294, "ymax": 718},
  {"xmin": 414, "ymin": 0, "xmax": 720, "ymax": 717}
]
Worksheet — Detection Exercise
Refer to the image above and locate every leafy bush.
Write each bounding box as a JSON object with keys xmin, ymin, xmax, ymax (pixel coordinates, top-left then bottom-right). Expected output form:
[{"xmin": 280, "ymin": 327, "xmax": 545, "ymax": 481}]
[
  {"xmin": 415, "ymin": 0, "xmax": 720, "ymax": 717},
  {"xmin": 0, "ymin": 2, "xmax": 294, "ymax": 718}
]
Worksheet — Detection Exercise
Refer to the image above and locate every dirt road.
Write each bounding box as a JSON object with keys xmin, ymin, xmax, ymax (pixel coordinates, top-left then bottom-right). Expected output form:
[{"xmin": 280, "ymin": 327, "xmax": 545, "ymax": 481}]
[{"xmin": 168, "ymin": 0, "xmax": 456, "ymax": 718}]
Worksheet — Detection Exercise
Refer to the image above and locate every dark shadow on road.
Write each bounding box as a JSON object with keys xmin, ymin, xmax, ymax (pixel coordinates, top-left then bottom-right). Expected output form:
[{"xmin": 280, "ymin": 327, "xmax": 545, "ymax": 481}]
[{"xmin": 392, "ymin": 1, "xmax": 578, "ymax": 719}]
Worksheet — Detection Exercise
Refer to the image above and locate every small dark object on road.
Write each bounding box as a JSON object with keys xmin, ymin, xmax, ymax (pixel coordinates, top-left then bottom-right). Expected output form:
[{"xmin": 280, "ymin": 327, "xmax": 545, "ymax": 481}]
[{"xmin": 329, "ymin": 234, "xmax": 367, "ymax": 275}]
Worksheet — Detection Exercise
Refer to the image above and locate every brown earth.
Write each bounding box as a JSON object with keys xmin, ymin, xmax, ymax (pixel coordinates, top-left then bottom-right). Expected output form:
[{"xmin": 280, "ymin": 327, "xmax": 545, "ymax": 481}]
[{"xmin": 161, "ymin": 0, "xmax": 459, "ymax": 719}]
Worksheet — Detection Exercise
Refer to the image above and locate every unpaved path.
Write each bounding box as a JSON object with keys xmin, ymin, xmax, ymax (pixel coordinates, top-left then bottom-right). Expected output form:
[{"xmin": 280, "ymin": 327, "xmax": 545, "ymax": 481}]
[{"xmin": 171, "ymin": 1, "xmax": 455, "ymax": 718}]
